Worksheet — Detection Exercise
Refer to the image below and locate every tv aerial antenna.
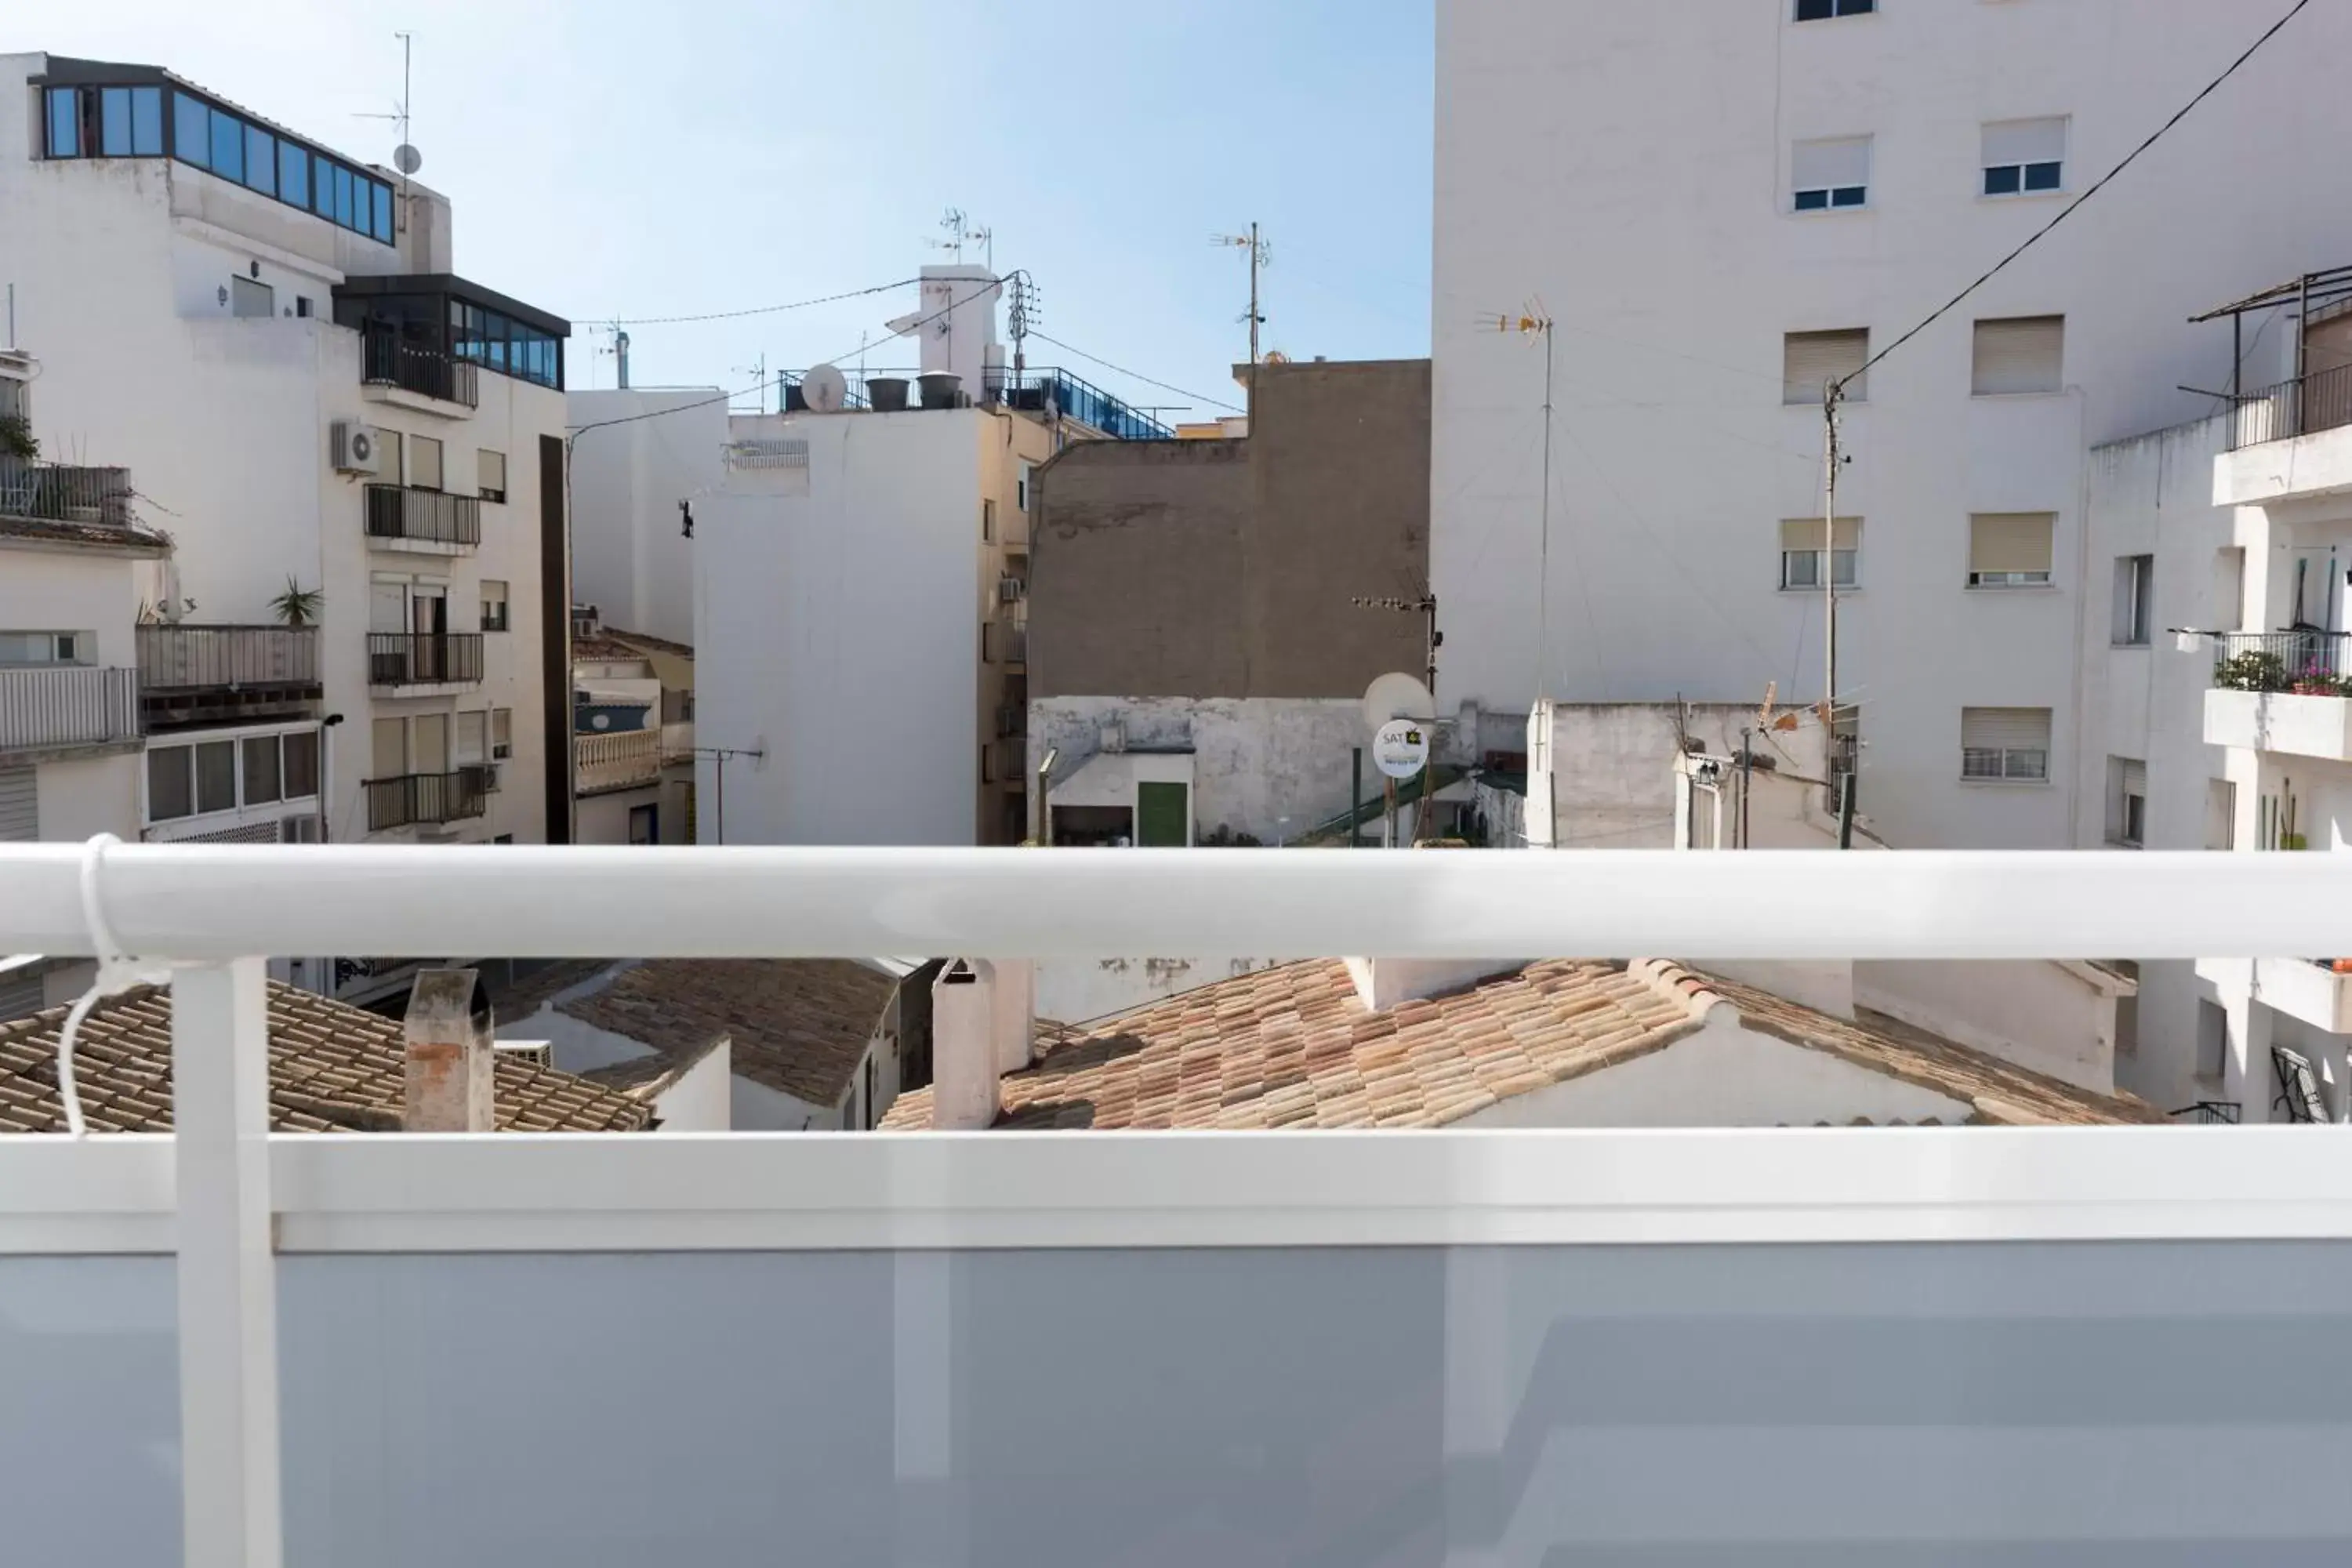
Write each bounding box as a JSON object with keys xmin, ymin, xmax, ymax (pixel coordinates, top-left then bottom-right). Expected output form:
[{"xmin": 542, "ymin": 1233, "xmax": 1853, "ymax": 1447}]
[{"xmin": 928, "ymin": 208, "xmax": 994, "ymax": 271}]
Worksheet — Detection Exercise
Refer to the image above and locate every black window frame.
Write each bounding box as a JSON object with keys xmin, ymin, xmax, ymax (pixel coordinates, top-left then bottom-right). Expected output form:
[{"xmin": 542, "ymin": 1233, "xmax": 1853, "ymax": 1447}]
[{"xmin": 1795, "ymin": 0, "xmax": 1875, "ymax": 18}]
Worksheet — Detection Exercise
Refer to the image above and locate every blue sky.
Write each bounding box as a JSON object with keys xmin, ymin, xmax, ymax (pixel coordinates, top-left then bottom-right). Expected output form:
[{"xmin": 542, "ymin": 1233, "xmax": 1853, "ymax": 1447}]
[{"xmin": 23, "ymin": 2, "xmax": 1436, "ymax": 416}]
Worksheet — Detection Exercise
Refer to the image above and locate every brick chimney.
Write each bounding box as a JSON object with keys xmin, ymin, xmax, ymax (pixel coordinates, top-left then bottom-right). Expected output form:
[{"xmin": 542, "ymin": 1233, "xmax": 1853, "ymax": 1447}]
[
  {"xmin": 402, "ymin": 967, "xmax": 495, "ymax": 1132},
  {"xmin": 931, "ymin": 960, "xmax": 1003, "ymax": 1131}
]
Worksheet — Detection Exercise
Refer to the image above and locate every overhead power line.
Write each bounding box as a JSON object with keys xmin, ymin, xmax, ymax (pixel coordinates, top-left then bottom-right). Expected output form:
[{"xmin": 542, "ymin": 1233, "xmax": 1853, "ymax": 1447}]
[
  {"xmin": 1840, "ymin": 0, "xmax": 2314, "ymax": 390},
  {"xmin": 1026, "ymin": 330, "xmax": 1246, "ymax": 413},
  {"xmin": 604, "ymin": 278, "xmax": 921, "ymax": 328}
]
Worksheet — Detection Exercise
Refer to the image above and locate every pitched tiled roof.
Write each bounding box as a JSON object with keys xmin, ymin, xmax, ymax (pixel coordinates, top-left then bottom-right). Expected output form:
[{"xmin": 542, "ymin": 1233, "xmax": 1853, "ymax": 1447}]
[
  {"xmin": 572, "ymin": 633, "xmax": 652, "ymax": 663},
  {"xmin": 604, "ymin": 626, "xmax": 693, "ymax": 659},
  {"xmin": 0, "ymin": 514, "xmax": 172, "ymax": 554},
  {"xmin": 881, "ymin": 959, "xmax": 2160, "ymax": 1131},
  {"xmin": 556, "ymin": 960, "xmax": 896, "ymax": 1109},
  {"xmin": 0, "ymin": 982, "xmax": 652, "ymax": 1134}
]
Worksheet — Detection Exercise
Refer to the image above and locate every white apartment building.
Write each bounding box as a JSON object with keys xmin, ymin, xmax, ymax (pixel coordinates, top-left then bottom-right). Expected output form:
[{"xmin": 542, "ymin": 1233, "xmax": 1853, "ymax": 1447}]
[
  {"xmin": 2084, "ymin": 267, "xmax": 2352, "ymax": 1123},
  {"xmin": 1433, "ymin": 0, "xmax": 2352, "ymax": 850},
  {"xmin": 694, "ymin": 267, "xmax": 1164, "ymax": 846},
  {"xmin": 0, "ymin": 56, "xmax": 575, "ymax": 1004}
]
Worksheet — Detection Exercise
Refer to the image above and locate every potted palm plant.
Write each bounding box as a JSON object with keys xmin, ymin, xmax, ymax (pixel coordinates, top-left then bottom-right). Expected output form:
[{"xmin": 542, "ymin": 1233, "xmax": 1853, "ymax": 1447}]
[{"xmin": 269, "ymin": 576, "xmax": 323, "ymax": 627}]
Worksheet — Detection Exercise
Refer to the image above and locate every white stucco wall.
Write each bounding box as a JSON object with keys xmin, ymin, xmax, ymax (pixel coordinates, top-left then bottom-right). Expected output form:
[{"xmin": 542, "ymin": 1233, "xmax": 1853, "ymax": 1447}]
[
  {"xmin": 1857, "ymin": 961, "xmax": 2118, "ymax": 1096},
  {"xmin": 1433, "ymin": 4, "xmax": 2352, "ymax": 851},
  {"xmin": 1456, "ymin": 1018, "xmax": 1973, "ymax": 1129},
  {"xmin": 697, "ymin": 409, "xmax": 988, "ymax": 845},
  {"xmin": 1534, "ymin": 702, "xmax": 1827, "ymax": 849},
  {"xmin": 567, "ymin": 388, "xmax": 725, "ymax": 648},
  {"xmin": 647, "ymin": 1041, "xmax": 732, "ymax": 1132},
  {"xmin": 575, "ymin": 784, "xmax": 662, "ymax": 847}
]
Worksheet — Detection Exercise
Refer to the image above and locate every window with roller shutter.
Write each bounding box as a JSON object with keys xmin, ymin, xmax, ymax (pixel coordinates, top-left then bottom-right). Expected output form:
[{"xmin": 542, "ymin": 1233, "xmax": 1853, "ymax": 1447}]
[
  {"xmin": 1779, "ymin": 517, "xmax": 1861, "ymax": 590},
  {"xmin": 1791, "ymin": 136, "xmax": 1871, "ymax": 213},
  {"xmin": 1972, "ymin": 316, "xmax": 2064, "ymax": 395},
  {"xmin": 2107, "ymin": 757, "xmax": 2147, "ymax": 848},
  {"xmin": 1784, "ymin": 328, "xmax": 1869, "ymax": 405},
  {"xmin": 1968, "ymin": 514, "xmax": 2055, "ymax": 587},
  {"xmin": 0, "ymin": 767, "xmax": 35, "ymax": 841},
  {"xmin": 1982, "ymin": 118, "xmax": 2067, "ymax": 197},
  {"xmin": 1961, "ymin": 707, "xmax": 2052, "ymax": 782}
]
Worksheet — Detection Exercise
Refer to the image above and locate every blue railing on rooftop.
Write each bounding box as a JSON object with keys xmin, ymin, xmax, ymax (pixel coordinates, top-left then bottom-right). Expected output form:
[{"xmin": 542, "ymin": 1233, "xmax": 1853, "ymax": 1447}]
[{"xmin": 778, "ymin": 366, "xmax": 1174, "ymax": 440}]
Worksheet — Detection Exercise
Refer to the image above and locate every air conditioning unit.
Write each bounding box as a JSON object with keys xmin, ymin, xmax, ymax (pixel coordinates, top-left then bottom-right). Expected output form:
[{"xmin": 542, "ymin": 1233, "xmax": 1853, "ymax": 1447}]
[{"xmin": 331, "ymin": 419, "xmax": 383, "ymax": 474}]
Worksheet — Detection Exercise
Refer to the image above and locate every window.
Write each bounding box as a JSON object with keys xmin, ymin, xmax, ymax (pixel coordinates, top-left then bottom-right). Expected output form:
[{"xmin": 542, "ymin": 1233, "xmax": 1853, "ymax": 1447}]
[
  {"xmin": 45, "ymin": 88, "xmax": 79, "ymax": 158},
  {"xmin": 147, "ymin": 747, "xmax": 193, "ymax": 822},
  {"xmin": 1972, "ymin": 315, "xmax": 2063, "ymax": 395},
  {"xmin": 379, "ymin": 430, "xmax": 404, "ymax": 488},
  {"xmin": 241, "ymin": 736, "xmax": 282, "ymax": 805},
  {"xmin": 2212, "ymin": 546, "xmax": 2246, "ymax": 633},
  {"xmin": 372, "ymin": 717, "xmax": 407, "ymax": 779},
  {"xmin": 478, "ymin": 450, "xmax": 507, "ymax": 504},
  {"xmin": 1795, "ymin": 0, "xmax": 1874, "ymax": 16},
  {"xmin": 628, "ymin": 804, "xmax": 659, "ymax": 846},
  {"xmin": 1017, "ymin": 463, "xmax": 1033, "ymax": 512},
  {"xmin": 2195, "ymin": 1000, "xmax": 2228, "ymax": 1082},
  {"xmin": 209, "ymin": 107, "xmax": 243, "ymax": 183},
  {"xmin": 243, "ymin": 124, "xmax": 276, "ymax": 197},
  {"xmin": 1960, "ymin": 706, "xmax": 2052, "ymax": 782},
  {"xmin": 1783, "ymin": 328, "xmax": 1869, "ymax": 405},
  {"xmin": 982, "ymin": 499, "xmax": 997, "ymax": 543},
  {"xmin": 45, "ymin": 85, "xmax": 165, "ymax": 159},
  {"xmin": 491, "ymin": 708, "xmax": 513, "ymax": 760},
  {"xmin": 456, "ymin": 711, "xmax": 487, "ymax": 766},
  {"xmin": 2106, "ymin": 757, "xmax": 2147, "ymax": 848},
  {"xmin": 194, "ymin": 740, "xmax": 236, "ymax": 815},
  {"xmin": 1982, "ymin": 117, "xmax": 2066, "ymax": 197},
  {"xmin": 409, "ymin": 435, "xmax": 444, "ymax": 492},
  {"xmin": 1779, "ymin": 517, "xmax": 1860, "ymax": 590},
  {"xmin": 982, "ymin": 743, "xmax": 996, "ymax": 784},
  {"xmin": 313, "ymin": 152, "xmax": 336, "ymax": 220},
  {"xmin": 2205, "ymin": 778, "xmax": 2237, "ymax": 852},
  {"xmin": 2112, "ymin": 554, "xmax": 2154, "ymax": 647},
  {"xmin": 481, "ymin": 580, "xmax": 510, "ymax": 633},
  {"xmin": 230, "ymin": 276, "xmax": 274, "ymax": 320},
  {"xmin": 283, "ymin": 730, "xmax": 319, "ymax": 799},
  {"xmin": 175, "ymin": 93, "xmax": 210, "ymax": 168},
  {"xmin": 1968, "ymin": 513, "xmax": 2055, "ymax": 587},
  {"xmin": 296, "ymin": 296, "xmax": 313, "ymax": 320},
  {"xmin": 278, "ymin": 140, "xmax": 308, "ymax": 208},
  {"xmin": 981, "ymin": 621, "xmax": 995, "ymax": 664},
  {"xmin": 374, "ymin": 183, "xmax": 395, "ymax": 245},
  {"xmin": 0, "ymin": 631, "xmax": 93, "ymax": 666},
  {"xmin": 1791, "ymin": 136, "xmax": 1870, "ymax": 212}
]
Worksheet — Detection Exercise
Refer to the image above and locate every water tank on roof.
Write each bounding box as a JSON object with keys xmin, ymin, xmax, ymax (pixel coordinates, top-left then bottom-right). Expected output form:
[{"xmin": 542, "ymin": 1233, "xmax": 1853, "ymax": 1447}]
[
  {"xmin": 919, "ymin": 371, "xmax": 964, "ymax": 409},
  {"xmin": 867, "ymin": 376, "xmax": 909, "ymax": 412}
]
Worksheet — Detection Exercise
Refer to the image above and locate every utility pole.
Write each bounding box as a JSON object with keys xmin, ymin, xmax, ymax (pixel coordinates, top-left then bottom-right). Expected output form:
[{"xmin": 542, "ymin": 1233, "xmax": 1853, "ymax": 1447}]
[
  {"xmin": 1212, "ymin": 226, "xmax": 1272, "ymax": 390},
  {"xmin": 1820, "ymin": 379, "xmax": 1846, "ymax": 740},
  {"xmin": 1488, "ymin": 308, "xmax": 1556, "ymax": 698},
  {"xmin": 691, "ymin": 745, "xmax": 766, "ymax": 844}
]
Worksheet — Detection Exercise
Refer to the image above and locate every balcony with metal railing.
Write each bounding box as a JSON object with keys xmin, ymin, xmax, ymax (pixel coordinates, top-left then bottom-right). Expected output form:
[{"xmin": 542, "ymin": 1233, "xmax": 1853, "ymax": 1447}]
[
  {"xmin": 136, "ymin": 624, "xmax": 321, "ymax": 730},
  {"xmin": 0, "ymin": 664, "xmax": 140, "ymax": 756},
  {"xmin": 4, "ymin": 848, "xmax": 2352, "ymax": 1562},
  {"xmin": 364, "ymin": 768, "xmax": 490, "ymax": 831},
  {"xmin": 2204, "ymin": 629, "xmax": 2352, "ymax": 760},
  {"xmin": 366, "ymin": 632, "xmax": 484, "ymax": 692},
  {"xmin": 359, "ymin": 322, "xmax": 481, "ymax": 412},
  {"xmin": 576, "ymin": 728, "xmax": 662, "ymax": 796},
  {"xmin": 365, "ymin": 484, "xmax": 482, "ymax": 551},
  {"xmin": 0, "ymin": 456, "xmax": 135, "ymax": 528}
]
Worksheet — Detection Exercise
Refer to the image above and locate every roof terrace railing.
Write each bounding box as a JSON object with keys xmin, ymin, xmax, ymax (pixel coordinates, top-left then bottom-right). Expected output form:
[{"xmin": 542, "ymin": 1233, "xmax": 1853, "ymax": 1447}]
[{"xmin": 7, "ymin": 844, "xmax": 2352, "ymax": 1566}]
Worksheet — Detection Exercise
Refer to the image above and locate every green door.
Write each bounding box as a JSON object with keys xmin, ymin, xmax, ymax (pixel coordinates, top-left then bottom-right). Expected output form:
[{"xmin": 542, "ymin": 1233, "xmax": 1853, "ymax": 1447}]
[{"xmin": 1137, "ymin": 782, "xmax": 1189, "ymax": 847}]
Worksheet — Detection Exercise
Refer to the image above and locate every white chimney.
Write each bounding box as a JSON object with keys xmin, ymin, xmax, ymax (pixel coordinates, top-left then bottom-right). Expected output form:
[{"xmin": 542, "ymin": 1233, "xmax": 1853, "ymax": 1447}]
[
  {"xmin": 989, "ymin": 959, "xmax": 1036, "ymax": 1073},
  {"xmin": 403, "ymin": 967, "xmax": 495, "ymax": 1132},
  {"xmin": 1344, "ymin": 957, "xmax": 1529, "ymax": 1013},
  {"xmin": 931, "ymin": 960, "xmax": 1001, "ymax": 1131}
]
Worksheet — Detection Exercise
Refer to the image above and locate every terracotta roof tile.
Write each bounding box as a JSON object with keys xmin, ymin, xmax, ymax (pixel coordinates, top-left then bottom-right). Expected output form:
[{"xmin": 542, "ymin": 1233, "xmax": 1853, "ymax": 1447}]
[
  {"xmin": 556, "ymin": 960, "xmax": 896, "ymax": 1107},
  {"xmin": 882, "ymin": 957, "xmax": 2161, "ymax": 1132},
  {"xmin": 0, "ymin": 982, "xmax": 650, "ymax": 1134}
]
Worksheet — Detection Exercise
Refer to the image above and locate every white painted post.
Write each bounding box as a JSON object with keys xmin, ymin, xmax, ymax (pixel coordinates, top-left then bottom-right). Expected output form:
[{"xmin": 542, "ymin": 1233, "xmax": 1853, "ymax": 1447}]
[{"xmin": 171, "ymin": 958, "xmax": 282, "ymax": 1568}]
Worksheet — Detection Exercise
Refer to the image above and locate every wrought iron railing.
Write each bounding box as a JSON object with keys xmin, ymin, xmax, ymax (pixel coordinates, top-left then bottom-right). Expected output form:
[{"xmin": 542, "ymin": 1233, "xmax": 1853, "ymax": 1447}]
[
  {"xmin": 2209, "ymin": 629, "xmax": 2352, "ymax": 695},
  {"xmin": 365, "ymin": 484, "xmax": 482, "ymax": 547},
  {"xmin": 996, "ymin": 611, "xmax": 1027, "ymax": 666},
  {"xmin": 2229, "ymin": 361, "xmax": 2352, "ymax": 450},
  {"xmin": 0, "ymin": 665, "xmax": 140, "ymax": 753},
  {"xmin": 0, "ymin": 458, "xmax": 134, "ymax": 527},
  {"xmin": 364, "ymin": 768, "xmax": 490, "ymax": 832},
  {"xmin": 982, "ymin": 365, "xmax": 1174, "ymax": 440},
  {"xmin": 136, "ymin": 624, "xmax": 319, "ymax": 691},
  {"xmin": 366, "ymin": 632, "xmax": 484, "ymax": 688},
  {"xmin": 360, "ymin": 323, "xmax": 481, "ymax": 408}
]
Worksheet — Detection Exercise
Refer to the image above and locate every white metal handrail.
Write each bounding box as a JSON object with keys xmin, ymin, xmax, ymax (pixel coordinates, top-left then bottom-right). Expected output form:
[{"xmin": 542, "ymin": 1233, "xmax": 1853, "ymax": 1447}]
[{"xmin": 4, "ymin": 844, "xmax": 2351, "ymax": 962}]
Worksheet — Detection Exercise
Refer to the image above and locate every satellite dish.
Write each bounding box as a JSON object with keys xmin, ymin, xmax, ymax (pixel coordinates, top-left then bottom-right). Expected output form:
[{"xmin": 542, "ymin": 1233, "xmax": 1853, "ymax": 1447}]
[
  {"xmin": 393, "ymin": 143, "xmax": 423, "ymax": 176},
  {"xmin": 1362, "ymin": 671, "xmax": 1436, "ymax": 733},
  {"xmin": 801, "ymin": 363, "xmax": 848, "ymax": 413}
]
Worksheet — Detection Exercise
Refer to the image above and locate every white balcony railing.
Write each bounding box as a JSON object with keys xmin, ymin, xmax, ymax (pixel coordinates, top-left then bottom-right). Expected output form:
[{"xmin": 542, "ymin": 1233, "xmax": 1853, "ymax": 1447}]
[
  {"xmin": 575, "ymin": 728, "xmax": 662, "ymax": 794},
  {"xmin": 7, "ymin": 845, "xmax": 2352, "ymax": 1565},
  {"xmin": 659, "ymin": 718, "xmax": 694, "ymax": 765},
  {"xmin": 0, "ymin": 664, "xmax": 140, "ymax": 753}
]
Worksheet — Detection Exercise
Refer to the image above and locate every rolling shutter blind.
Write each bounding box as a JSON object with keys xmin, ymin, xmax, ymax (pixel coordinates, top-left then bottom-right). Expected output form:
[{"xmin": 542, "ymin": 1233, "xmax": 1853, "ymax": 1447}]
[
  {"xmin": 1969, "ymin": 514, "xmax": 2055, "ymax": 574},
  {"xmin": 0, "ymin": 768, "xmax": 34, "ymax": 840},
  {"xmin": 1981, "ymin": 117, "xmax": 2065, "ymax": 169},
  {"xmin": 1779, "ymin": 517, "xmax": 1861, "ymax": 552},
  {"xmin": 1783, "ymin": 329, "xmax": 1869, "ymax": 404},
  {"xmin": 2119, "ymin": 760, "xmax": 2147, "ymax": 800},
  {"xmin": 1962, "ymin": 707, "xmax": 2052, "ymax": 752},
  {"xmin": 1791, "ymin": 136, "xmax": 1869, "ymax": 192},
  {"xmin": 1973, "ymin": 316, "xmax": 2064, "ymax": 394}
]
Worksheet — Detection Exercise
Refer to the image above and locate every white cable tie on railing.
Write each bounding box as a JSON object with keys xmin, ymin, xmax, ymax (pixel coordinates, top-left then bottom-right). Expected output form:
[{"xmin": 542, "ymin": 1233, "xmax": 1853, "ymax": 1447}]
[{"xmin": 53, "ymin": 833, "xmax": 172, "ymax": 1138}]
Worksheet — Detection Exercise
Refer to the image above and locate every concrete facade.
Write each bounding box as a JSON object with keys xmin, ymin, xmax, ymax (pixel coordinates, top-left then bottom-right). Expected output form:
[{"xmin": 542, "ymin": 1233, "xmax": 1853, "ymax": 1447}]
[
  {"xmin": 1432, "ymin": 2, "xmax": 2352, "ymax": 850},
  {"xmin": 566, "ymin": 388, "xmax": 726, "ymax": 652},
  {"xmin": 1032, "ymin": 358, "xmax": 1428, "ymax": 701}
]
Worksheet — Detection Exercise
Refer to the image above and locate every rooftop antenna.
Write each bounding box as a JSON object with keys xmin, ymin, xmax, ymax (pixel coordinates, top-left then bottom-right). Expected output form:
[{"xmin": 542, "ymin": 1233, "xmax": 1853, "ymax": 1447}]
[
  {"xmin": 356, "ymin": 32, "xmax": 421, "ymax": 211},
  {"xmin": 1211, "ymin": 225, "xmax": 1272, "ymax": 367},
  {"xmin": 734, "ymin": 353, "xmax": 768, "ymax": 414},
  {"xmin": 927, "ymin": 208, "xmax": 993, "ymax": 271},
  {"xmin": 1005, "ymin": 270, "xmax": 1037, "ymax": 376}
]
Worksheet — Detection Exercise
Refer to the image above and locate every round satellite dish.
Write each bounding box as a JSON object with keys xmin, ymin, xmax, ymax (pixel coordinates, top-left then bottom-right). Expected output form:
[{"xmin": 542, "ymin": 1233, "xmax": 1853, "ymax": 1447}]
[
  {"xmin": 393, "ymin": 143, "xmax": 423, "ymax": 176},
  {"xmin": 1373, "ymin": 718, "xmax": 1432, "ymax": 781},
  {"xmin": 801, "ymin": 362, "xmax": 848, "ymax": 413},
  {"xmin": 1362, "ymin": 670, "xmax": 1436, "ymax": 732}
]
